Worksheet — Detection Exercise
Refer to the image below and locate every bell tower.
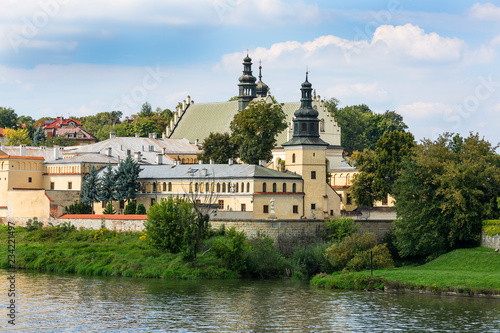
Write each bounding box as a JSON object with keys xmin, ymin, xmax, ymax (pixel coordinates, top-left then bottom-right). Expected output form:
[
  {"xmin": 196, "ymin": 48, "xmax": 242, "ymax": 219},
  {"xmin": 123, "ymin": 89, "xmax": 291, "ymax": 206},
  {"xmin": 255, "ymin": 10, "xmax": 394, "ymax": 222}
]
[{"xmin": 237, "ymin": 54, "xmax": 257, "ymax": 111}]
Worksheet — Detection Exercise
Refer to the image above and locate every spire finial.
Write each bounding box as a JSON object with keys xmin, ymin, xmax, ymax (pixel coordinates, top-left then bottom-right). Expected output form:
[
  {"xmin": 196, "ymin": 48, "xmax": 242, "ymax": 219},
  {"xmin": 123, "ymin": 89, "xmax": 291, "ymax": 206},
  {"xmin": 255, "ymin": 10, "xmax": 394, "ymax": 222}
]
[
  {"xmin": 258, "ymin": 60, "xmax": 262, "ymax": 80},
  {"xmin": 306, "ymin": 66, "xmax": 309, "ymax": 81}
]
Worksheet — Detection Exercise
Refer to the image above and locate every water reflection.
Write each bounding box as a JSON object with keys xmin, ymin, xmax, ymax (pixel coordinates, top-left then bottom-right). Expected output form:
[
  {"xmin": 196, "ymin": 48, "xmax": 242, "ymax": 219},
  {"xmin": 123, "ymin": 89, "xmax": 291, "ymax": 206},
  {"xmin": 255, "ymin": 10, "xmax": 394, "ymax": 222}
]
[{"xmin": 1, "ymin": 270, "xmax": 500, "ymax": 332}]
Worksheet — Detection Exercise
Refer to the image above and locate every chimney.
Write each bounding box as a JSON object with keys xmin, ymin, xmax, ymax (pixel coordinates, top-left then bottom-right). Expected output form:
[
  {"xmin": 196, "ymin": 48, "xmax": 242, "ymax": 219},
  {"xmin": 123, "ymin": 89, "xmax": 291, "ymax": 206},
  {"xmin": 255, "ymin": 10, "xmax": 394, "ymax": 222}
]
[
  {"xmin": 134, "ymin": 151, "xmax": 141, "ymax": 161},
  {"xmin": 106, "ymin": 147, "xmax": 112, "ymax": 157},
  {"xmin": 199, "ymin": 160, "xmax": 203, "ymax": 165},
  {"xmin": 156, "ymin": 153, "xmax": 163, "ymax": 165},
  {"xmin": 20, "ymin": 144, "xmax": 26, "ymax": 156},
  {"xmin": 194, "ymin": 138, "xmax": 199, "ymax": 146},
  {"xmin": 175, "ymin": 160, "xmax": 181, "ymax": 166},
  {"xmin": 182, "ymin": 100, "xmax": 186, "ymax": 110},
  {"xmin": 259, "ymin": 160, "xmax": 266, "ymax": 167},
  {"xmin": 54, "ymin": 145, "xmax": 60, "ymax": 160},
  {"xmin": 209, "ymin": 159, "xmax": 214, "ymax": 164},
  {"xmin": 152, "ymin": 133, "xmax": 157, "ymax": 139},
  {"xmin": 148, "ymin": 133, "xmax": 153, "ymax": 138},
  {"xmin": 162, "ymin": 147, "xmax": 166, "ymax": 155},
  {"xmin": 228, "ymin": 158, "xmax": 233, "ymax": 165},
  {"xmin": 201, "ymin": 168, "xmax": 207, "ymax": 177},
  {"xmin": 135, "ymin": 133, "xmax": 140, "ymax": 138},
  {"xmin": 109, "ymin": 132, "xmax": 116, "ymax": 139},
  {"xmin": 186, "ymin": 95, "xmax": 191, "ymax": 104}
]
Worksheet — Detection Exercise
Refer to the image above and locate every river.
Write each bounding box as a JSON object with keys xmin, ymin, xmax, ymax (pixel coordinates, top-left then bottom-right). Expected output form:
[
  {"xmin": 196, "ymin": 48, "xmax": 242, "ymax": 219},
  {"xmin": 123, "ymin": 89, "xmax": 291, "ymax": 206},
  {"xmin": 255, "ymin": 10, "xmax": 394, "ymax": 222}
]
[{"xmin": 2, "ymin": 270, "xmax": 500, "ymax": 332}]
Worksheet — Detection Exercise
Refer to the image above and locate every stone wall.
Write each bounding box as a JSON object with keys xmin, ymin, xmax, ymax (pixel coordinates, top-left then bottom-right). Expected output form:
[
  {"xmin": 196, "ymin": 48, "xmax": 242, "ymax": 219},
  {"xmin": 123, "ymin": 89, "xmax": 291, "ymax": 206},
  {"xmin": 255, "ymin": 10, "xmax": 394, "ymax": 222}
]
[{"xmin": 481, "ymin": 231, "xmax": 500, "ymax": 250}]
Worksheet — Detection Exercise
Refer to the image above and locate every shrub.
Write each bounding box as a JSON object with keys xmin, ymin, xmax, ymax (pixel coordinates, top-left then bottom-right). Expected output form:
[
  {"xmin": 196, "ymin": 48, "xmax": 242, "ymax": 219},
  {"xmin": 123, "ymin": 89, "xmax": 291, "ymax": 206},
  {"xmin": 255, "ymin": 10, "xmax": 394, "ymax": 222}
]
[
  {"xmin": 65, "ymin": 202, "xmax": 92, "ymax": 214},
  {"xmin": 325, "ymin": 216, "xmax": 358, "ymax": 242},
  {"xmin": 247, "ymin": 235, "xmax": 291, "ymax": 278},
  {"xmin": 57, "ymin": 221, "xmax": 77, "ymax": 233},
  {"xmin": 291, "ymin": 241, "xmax": 334, "ymax": 277},
  {"xmin": 345, "ymin": 243, "xmax": 394, "ymax": 271},
  {"xmin": 102, "ymin": 202, "xmax": 116, "ymax": 215},
  {"xmin": 483, "ymin": 220, "xmax": 500, "ymax": 236},
  {"xmin": 144, "ymin": 197, "xmax": 197, "ymax": 256},
  {"xmin": 124, "ymin": 201, "xmax": 136, "ymax": 214},
  {"xmin": 25, "ymin": 217, "xmax": 43, "ymax": 231},
  {"xmin": 324, "ymin": 232, "xmax": 377, "ymax": 271},
  {"xmin": 212, "ymin": 227, "xmax": 249, "ymax": 273},
  {"xmin": 136, "ymin": 203, "xmax": 147, "ymax": 215}
]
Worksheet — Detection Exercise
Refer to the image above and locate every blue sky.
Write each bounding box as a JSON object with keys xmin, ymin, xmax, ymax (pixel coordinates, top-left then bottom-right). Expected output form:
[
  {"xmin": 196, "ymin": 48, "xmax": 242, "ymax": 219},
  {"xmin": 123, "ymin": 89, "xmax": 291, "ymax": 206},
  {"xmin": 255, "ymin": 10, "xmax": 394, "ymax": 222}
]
[{"xmin": 1, "ymin": 0, "xmax": 499, "ymax": 146}]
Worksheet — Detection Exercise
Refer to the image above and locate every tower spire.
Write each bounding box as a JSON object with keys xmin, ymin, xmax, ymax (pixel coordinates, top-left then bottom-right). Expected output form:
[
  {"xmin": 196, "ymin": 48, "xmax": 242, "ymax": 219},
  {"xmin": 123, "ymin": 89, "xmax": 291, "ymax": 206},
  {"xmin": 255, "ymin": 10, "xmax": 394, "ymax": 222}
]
[{"xmin": 237, "ymin": 53, "xmax": 257, "ymax": 111}]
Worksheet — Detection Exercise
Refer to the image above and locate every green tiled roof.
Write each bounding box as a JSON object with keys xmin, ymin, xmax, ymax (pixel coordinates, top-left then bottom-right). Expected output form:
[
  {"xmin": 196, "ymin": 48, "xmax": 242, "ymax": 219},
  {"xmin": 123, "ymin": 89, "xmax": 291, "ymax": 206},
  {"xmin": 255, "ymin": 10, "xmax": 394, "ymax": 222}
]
[{"xmin": 170, "ymin": 100, "xmax": 300, "ymax": 146}]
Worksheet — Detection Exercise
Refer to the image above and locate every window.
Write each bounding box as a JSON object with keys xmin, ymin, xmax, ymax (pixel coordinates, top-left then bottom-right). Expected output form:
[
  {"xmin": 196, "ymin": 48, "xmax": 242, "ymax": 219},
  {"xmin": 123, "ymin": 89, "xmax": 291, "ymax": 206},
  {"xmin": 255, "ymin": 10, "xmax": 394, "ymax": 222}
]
[
  {"xmin": 28, "ymin": 177, "xmax": 32, "ymax": 183},
  {"xmin": 127, "ymin": 150, "xmax": 131, "ymax": 156},
  {"xmin": 292, "ymin": 154, "xmax": 295, "ymax": 163},
  {"xmin": 217, "ymin": 183, "xmax": 221, "ymax": 192},
  {"xmin": 152, "ymin": 183, "xmax": 157, "ymax": 193},
  {"xmin": 218, "ymin": 200, "xmax": 224, "ymax": 209},
  {"xmin": 283, "ymin": 183, "xmax": 287, "ymax": 193},
  {"xmin": 222, "ymin": 183, "xmax": 226, "ymax": 192},
  {"xmin": 330, "ymin": 210, "xmax": 334, "ymax": 216},
  {"xmin": 311, "ymin": 171, "xmax": 316, "ymax": 179},
  {"xmin": 68, "ymin": 133, "xmax": 74, "ymax": 138},
  {"xmin": 151, "ymin": 198, "xmax": 156, "ymax": 206},
  {"xmin": 50, "ymin": 182, "xmax": 55, "ymax": 190},
  {"xmin": 301, "ymin": 123, "xmax": 307, "ymax": 132},
  {"xmin": 311, "ymin": 203, "xmax": 316, "ymax": 210},
  {"xmin": 241, "ymin": 204, "xmax": 246, "ymax": 212},
  {"xmin": 247, "ymin": 182, "xmax": 250, "ymax": 192},
  {"xmin": 206, "ymin": 183, "xmax": 210, "ymax": 192},
  {"xmin": 195, "ymin": 183, "xmax": 199, "ymax": 192},
  {"xmin": 77, "ymin": 133, "xmax": 82, "ymax": 138},
  {"xmin": 292, "ymin": 183, "xmax": 296, "ymax": 193},
  {"xmin": 120, "ymin": 200, "xmax": 125, "ymax": 209},
  {"xmin": 196, "ymin": 199, "xmax": 201, "ymax": 204},
  {"xmin": 382, "ymin": 196, "xmax": 388, "ymax": 205},
  {"xmin": 272, "ymin": 183, "xmax": 276, "ymax": 192},
  {"xmin": 262, "ymin": 183, "xmax": 267, "ymax": 192},
  {"xmin": 346, "ymin": 194, "xmax": 352, "ymax": 205},
  {"xmin": 168, "ymin": 182, "xmax": 172, "ymax": 191},
  {"xmin": 163, "ymin": 182, "xmax": 166, "ymax": 192},
  {"xmin": 320, "ymin": 119, "xmax": 325, "ymax": 132},
  {"xmin": 241, "ymin": 182, "xmax": 244, "ymax": 192},
  {"xmin": 102, "ymin": 201, "xmax": 107, "ymax": 209},
  {"xmin": 293, "ymin": 205, "xmax": 299, "ymax": 214},
  {"xmin": 68, "ymin": 182, "xmax": 72, "ymax": 189},
  {"xmin": 235, "ymin": 183, "xmax": 239, "ymax": 192},
  {"xmin": 263, "ymin": 205, "xmax": 269, "ymax": 213}
]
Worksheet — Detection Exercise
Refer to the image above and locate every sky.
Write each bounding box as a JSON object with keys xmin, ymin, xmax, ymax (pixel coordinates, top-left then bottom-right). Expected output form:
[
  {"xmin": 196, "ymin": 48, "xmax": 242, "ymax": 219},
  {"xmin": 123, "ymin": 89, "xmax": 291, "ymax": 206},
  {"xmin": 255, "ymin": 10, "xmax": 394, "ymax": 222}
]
[{"xmin": 1, "ymin": 0, "xmax": 499, "ymax": 146}]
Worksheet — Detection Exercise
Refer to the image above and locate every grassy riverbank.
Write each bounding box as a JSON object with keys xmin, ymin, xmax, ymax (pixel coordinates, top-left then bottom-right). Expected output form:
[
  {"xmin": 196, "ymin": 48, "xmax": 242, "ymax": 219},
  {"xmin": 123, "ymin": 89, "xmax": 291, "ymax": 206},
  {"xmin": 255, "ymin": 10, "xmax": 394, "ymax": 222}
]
[
  {"xmin": 311, "ymin": 247, "xmax": 500, "ymax": 296},
  {"xmin": 0, "ymin": 225, "xmax": 239, "ymax": 279}
]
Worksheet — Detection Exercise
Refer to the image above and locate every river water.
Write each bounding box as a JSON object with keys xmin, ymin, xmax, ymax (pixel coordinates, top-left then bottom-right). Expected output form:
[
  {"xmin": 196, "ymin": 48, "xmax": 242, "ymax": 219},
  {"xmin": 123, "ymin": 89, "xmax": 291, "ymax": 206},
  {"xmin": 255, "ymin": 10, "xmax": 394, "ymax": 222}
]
[{"xmin": 2, "ymin": 270, "xmax": 500, "ymax": 332}]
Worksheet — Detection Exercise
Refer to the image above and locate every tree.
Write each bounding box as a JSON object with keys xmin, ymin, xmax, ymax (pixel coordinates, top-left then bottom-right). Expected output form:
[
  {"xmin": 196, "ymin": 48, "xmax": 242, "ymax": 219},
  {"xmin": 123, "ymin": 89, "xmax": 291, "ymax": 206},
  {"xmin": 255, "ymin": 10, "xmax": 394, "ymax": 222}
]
[
  {"xmin": 81, "ymin": 166, "xmax": 100, "ymax": 213},
  {"xmin": 5, "ymin": 128, "xmax": 31, "ymax": 145},
  {"xmin": 115, "ymin": 156, "xmax": 143, "ymax": 203},
  {"xmin": 137, "ymin": 102, "xmax": 154, "ymax": 118},
  {"xmin": 350, "ymin": 131, "xmax": 415, "ymax": 206},
  {"xmin": 102, "ymin": 202, "xmax": 116, "ymax": 214},
  {"xmin": 136, "ymin": 203, "xmax": 146, "ymax": 214},
  {"xmin": 32, "ymin": 126, "xmax": 46, "ymax": 146},
  {"xmin": 230, "ymin": 100, "xmax": 287, "ymax": 164},
  {"xmin": 124, "ymin": 201, "xmax": 137, "ymax": 214},
  {"xmin": 98, "ymin": 163, "xmax": 116, "ymax": 203},
  {"xmin": 144, "ymin": 197, "xmax": 198, "ymax": 259},
  {"xmin": 0, "ymin": 107, "xmax": 17, "ymax": 128},
  {"xmin": 393, "ymin": 133, "xmax": 500, "ymax": 259},
  {"xmin": 198, "ymin": 132, "xmax": 238, "ymax": 164},
  {"xmin": 324, "ymin": 99, "xmax": 408, "ymax": 156},
  {"xmin": 133, "ymin": 118, "xmax": 158, "ymax": 137}
]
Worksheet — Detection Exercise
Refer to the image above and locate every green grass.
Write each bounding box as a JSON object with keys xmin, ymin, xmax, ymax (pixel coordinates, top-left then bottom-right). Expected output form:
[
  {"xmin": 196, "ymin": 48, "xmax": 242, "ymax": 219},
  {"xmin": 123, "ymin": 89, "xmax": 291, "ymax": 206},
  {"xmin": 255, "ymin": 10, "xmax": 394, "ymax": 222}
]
[
  {"xmin": 312, "ymin": 247, "xmax": 500, "ymax": 295},
  {"xmin": 0, "ymin": 225, "xmax": 239, "ymax": 279}
]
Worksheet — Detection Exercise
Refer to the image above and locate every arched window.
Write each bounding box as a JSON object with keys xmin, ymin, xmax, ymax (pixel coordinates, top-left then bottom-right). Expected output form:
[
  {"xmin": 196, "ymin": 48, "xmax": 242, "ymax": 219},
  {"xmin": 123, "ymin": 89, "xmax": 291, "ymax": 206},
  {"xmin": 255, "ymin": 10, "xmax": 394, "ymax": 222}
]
[
  {"xmin": 168, "ymin": 182, "xmax": 172, "ymax": 191},
  {"xmin": 195, "ymin": 183, "xmax": 199, "ymax": 192},
  {"xmin": 272, "ymin": 183, "xmax": 276, "ymax": 192},
  {"xmin": 292, "ymin": 183, "xmax": 296, "ymax": 193},
  {"xmin": 292, "ymin": 154, "xmax": 295, "ymax": 163},
  {"xmin": 217, "ymin": 183, "xmax": 221, "ymax": 192},
  {"xmin": 320, "ymin": 119, "xmax": 325, "ymax": 132},
  {"xmin": 262, "ymin": 183, "xmax": 267, "ymax": 192},
  {"xmin": 206, "ymin": 183, "xmax": 210, "ymax": 192},
  {"xmin": 152, "ymin": 183, "xmax": 157, "ymax": 193},
  {"xmin": 247, "ymin": 182, "xmax": 250, "ymax": 192},
  {"xmin": 241, "ymin": 182, "xmax": 245, "ymax": 192},
  {"xmin": 235, "ymin": 182, "xmax": 239, "ymax": 192},
  {"xmin": 222, "ymin": 183, "xmax": 226, "ymax": 192},
  {"xmin": 163, "ymin": 182, "xmax": 166, "ymax": 192},
  {"xmin": 283, "ymin": 183, "xmax": 287, "ymax": 193}
]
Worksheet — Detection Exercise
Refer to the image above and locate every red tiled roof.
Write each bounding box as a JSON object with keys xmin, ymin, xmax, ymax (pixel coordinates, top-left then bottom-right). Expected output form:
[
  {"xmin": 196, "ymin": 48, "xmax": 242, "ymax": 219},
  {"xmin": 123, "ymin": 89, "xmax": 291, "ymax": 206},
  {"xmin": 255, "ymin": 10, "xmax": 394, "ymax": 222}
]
[
  {"xmin": 43, "ymin": 117, "xmax": 82, "ymax": 129},
  {"xmin": 0, "ymin": 155, "xmax": 45, "ymax": 160}
]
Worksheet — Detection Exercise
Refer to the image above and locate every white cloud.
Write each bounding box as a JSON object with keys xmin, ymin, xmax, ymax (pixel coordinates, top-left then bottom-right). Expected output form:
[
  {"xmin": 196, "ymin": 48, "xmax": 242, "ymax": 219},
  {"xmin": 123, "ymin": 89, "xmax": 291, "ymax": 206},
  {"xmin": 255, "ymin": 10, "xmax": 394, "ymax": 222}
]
[
  {"xmin": 397, "ymin": 102, "xmax": 454, "ymax": 119},
  {"xmin": 470, "ymin": 2, "xmax": 500, "ymax": 21}
]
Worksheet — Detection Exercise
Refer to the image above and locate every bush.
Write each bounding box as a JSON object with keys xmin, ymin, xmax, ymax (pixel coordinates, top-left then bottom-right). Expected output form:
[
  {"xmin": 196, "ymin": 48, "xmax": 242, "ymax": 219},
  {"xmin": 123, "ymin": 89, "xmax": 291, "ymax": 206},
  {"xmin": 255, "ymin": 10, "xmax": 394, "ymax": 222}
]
[
  {"xmin": 325, "ymin": 232, "xmax": 377, "ymax": 271},
  {"xmin": 102, "ymin": 202, "xmax": 116, "ymax": 215},
  {"xmin": 136, "ymin": 203, "xmax": 146, "ymax": 215},
  {"xmin": 144, "ymin": 197, "xmax": 197, "ymax": 256},
  {"xmin": 325, "ymin": 216, "xmax": 358, "ymax": 242},
  {"xmin": 247, "ymin": 235, "xmax": 292, "ymax": 278},
  {"xmin": 57, "ymin": 221, "xmax": 77, "ymax": 233},
  {"xmin": 124, "ymin": 201, "xmax": 136, "ymax": 214},
  {"xmin": 212, "ymin": 227, "xmax": 249, "ymax": 273},
  {"xmin": 25, "ymin": 217, "xmax": 44, "ymax": 231},
  {"xmin": 345, "ymin": 243, "xmax": 394, "ymax": 271},
  {"xmin": 483, "ymin": 220, "xmax": 500, "ymax": 236},
  {"xmin": 291, "ymin": 241, "xmax": 334, "ymax": 277},
  {"xmin": 65, "ymin": 202, "xmax": 92, "ymax": 214}
]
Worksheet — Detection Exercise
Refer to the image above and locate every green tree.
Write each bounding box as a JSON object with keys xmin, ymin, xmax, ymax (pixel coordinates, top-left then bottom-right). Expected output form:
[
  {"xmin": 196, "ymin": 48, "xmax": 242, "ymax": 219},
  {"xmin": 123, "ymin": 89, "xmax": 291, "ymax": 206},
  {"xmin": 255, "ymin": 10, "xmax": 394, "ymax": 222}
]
[
  {"xmin": 144, "ymin": 196, "xmax": 198, "ymax": 259},
  {"xmin": 115, "ymin": 156, "xmax": 143, "ymax": 203},
  {"xmin": 0, "ymin": 107, "xmax": 18, "ymax": 128},
  {"xmin": 5, "ymin": 128, "xmax": 32, "ymax": 145},
  {"xmin": 124, "ymin": 201, "xmax": 137, "ymax": 214},
  {"xmin": 198, "ymin": 132, "xmax": 238, "ymax": 164},
  {"xmin": 137, "ymin": 102, "xmax": 154, "ymax": 118},
  {"xmin": 350, "ymin": 131, "xmax": 415, "ymax": 206},
  {"xmin": 230, "ymin": 100, "xmax": 287, "ymax": 164},
  {"xmin": 81, "ymin": 166, "xmax": 100, "ymax": 213},
  {"xmin": 136, "ymin": 203, "xmax": 146, "ymax": 214},
  {"xmin": 32, "ymin": 126, "xmax": 46, "ymax": 146},
  {"xmin": 98, "ymin": 163, "xmax": 116, "ymax": 203},
  {"xmin": 393, "ymin": 133, "xmax": 500, "ymax": 259},
  {"xmin": 134, "ymin": 118, "xmax": 158, "ymax": 137},
  {"xmin": 102, "ymin": 202, "xmax": 116, "ymax": 214}
]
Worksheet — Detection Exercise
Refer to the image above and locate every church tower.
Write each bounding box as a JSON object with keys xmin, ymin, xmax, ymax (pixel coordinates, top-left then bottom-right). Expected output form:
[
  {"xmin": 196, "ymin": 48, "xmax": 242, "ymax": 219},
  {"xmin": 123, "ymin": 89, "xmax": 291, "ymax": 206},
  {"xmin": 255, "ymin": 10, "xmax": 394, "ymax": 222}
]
[
  {"xmin": 255, "ymin": 62, "xmax": 269, "ymax": 98},
  {"xmin": 283, "ymin": 73, "xmax": 338, "ymax": 219},
  {"xmin": 238, "ymin": 54, "xmax": 257, "ymax": 111}
]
